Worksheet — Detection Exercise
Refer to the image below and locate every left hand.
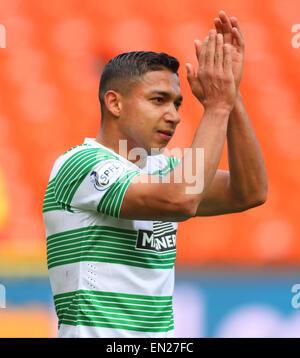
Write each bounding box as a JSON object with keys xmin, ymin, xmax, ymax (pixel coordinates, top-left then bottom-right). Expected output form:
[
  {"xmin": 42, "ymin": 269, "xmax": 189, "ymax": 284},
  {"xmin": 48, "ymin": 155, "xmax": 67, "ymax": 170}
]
[{"xmin": 214, "ymin": 10, "xmax": 245, "ymax": 90}]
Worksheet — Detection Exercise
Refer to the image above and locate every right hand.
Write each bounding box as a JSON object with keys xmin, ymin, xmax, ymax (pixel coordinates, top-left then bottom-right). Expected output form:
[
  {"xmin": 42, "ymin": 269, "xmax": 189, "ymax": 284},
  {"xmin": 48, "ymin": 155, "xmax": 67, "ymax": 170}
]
[{"xmin": 186, "ymin": 30, "xmax": 237, "ymax": 113}]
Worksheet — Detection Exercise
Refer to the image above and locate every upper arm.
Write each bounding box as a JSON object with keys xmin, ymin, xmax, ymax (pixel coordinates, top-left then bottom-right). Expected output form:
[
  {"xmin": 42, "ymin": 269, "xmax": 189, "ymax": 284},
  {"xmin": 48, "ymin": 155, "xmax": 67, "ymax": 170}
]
[
  {"xmin": 195, "ymin": 170, "xmax": 247, "ymax": 216},
  {"xmin": 119, "ymin": 155, "xmax": 194, "ymax": 222},
  {"xmin": 119, "ymin": 173, "xmax": 193, "ymax": 222},
  {"xmin": 52, "ymin": 151, "xmax": 193, "ymax": 221}
]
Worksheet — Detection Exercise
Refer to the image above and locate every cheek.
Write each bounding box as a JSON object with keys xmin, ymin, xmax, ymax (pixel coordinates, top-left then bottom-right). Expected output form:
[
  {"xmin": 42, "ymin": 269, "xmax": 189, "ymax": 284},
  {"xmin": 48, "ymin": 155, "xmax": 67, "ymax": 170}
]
[
  {"xmin": 127, "ymin": 101, "xmax": 153, "ymax": 126},
  {"xmin": 124, "ymin": 98, "xmax": 143, "ymax": 119},
  {"xmin": 122, "ymin": 98, "xmax": 160, "ymax": 136}
]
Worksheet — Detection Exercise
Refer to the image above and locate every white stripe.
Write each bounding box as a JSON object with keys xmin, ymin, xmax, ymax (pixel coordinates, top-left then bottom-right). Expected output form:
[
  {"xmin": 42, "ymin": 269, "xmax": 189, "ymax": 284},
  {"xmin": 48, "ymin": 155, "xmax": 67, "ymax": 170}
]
[
  {"xmin": 49, "ymin": 261, "xmax": 174, "ymax": 297},
  {"xmin": 58, "ymin": 323, "xmax": 174, "ymax": 338},
  {"xmin": 48, "ymin": 254, "xmax": 174, "ymax": 268}
]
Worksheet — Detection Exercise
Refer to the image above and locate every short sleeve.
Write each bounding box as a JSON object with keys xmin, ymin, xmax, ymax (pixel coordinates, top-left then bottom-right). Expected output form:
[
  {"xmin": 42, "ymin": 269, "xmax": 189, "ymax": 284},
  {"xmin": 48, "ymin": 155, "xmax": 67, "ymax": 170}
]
[
  {"xmin": 53, "ymin": 148, "xmax": 140, "ymax": 218},
  {"xmin": 150, "ymin": 155, "xmax": 181, "ymax": 177}
]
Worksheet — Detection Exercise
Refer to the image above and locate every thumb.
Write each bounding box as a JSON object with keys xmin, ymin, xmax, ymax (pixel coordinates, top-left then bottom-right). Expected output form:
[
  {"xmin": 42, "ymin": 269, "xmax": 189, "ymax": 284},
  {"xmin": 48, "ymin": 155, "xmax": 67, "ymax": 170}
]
[
  {"xmin": 185, "ymin": 63, "xmax": 195, "ymax": 85},
  {"xmin": 185, "ymin": 62, "xmax": 203, "ymax": 101}
]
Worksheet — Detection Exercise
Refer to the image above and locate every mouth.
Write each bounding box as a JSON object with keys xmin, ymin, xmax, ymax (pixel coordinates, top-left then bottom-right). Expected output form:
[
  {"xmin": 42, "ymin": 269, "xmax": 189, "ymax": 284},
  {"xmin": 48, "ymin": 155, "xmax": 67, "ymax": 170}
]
[{"xmin": 157, "ymin": 129, "xmax": 174, "ymax": 141}]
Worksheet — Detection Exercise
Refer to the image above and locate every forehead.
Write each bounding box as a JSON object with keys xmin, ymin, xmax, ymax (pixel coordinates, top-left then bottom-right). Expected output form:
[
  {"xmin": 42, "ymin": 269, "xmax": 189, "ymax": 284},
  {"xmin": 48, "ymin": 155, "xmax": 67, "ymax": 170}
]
[{"xmin": 133, "ymin": 70, "xmax": 181, "ymax": 97}]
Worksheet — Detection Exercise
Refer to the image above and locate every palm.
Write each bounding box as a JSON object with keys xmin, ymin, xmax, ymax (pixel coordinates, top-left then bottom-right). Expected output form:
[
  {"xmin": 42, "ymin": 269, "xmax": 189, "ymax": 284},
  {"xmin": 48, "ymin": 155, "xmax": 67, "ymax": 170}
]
[{"xmin": 226, "ymin": 36, "xmax": 243, "ymax": 89}]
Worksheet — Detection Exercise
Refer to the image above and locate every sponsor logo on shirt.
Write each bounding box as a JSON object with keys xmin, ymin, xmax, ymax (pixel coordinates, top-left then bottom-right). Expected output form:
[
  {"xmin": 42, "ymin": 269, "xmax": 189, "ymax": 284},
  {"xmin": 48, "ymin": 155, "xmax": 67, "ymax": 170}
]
[
  {"xmin": 136, "ymin": 226, "xmax": 177, "ymax": 252},
  {"xmin": 90, "ymin": 160, "xmax": 125, "ymax": 191}
]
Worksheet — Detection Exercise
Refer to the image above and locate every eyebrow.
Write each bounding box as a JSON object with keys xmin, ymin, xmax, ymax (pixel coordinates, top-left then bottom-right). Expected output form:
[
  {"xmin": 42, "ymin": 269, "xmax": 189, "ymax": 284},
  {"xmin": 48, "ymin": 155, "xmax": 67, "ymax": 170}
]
[{"xmin": 150, "ymin": 90, "xmax": 183, "ymax": 103}]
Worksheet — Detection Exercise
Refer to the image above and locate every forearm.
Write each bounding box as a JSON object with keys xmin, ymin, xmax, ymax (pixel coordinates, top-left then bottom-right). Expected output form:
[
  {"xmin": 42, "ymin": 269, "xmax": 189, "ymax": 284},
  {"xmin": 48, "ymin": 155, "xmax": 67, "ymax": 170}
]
[
  {"xmin": 227, "ymin": 92, "xmax": 268, "ymax": 203},
  {"xmin": 123, "ymin": 108, "xmax": 231, "ymax": 221},
  {"xmin": 187, "ymin": 107, "xmax": 230, "ymax": 195},
  {"xmin": 168, "ymin": 107, "xmax": 230, "ymax": 207}
]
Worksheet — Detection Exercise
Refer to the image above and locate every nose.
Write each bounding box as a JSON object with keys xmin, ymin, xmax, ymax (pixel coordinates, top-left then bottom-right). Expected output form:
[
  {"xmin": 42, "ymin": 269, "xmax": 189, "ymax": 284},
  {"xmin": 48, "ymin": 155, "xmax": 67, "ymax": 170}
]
[{"xmin": 164, "ymin": 104, "xmax": 181, "ymax": 125}]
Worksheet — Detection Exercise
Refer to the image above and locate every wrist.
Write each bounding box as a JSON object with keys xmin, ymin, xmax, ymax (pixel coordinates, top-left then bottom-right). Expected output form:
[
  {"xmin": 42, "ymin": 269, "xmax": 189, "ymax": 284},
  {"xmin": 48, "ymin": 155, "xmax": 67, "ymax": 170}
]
[
  {"xmin": 203, "ymin": 105, "xmax": 232, "ymax": 117},
  {"xmin": 230, "ymin": 91, "xmax": 243, "ymax": 114},
  {"xmin": 234, "ymin": 90, "xmax": 242, "ymax": 103}
]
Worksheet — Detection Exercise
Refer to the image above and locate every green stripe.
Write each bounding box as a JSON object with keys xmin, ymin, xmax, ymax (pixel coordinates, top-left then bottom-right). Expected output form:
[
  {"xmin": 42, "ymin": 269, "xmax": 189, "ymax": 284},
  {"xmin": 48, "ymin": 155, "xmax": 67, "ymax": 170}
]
[
  {"xmin": 54, "ymin": 149, "xmax": 117, "ymax": 206},
  {"xmin": 47, "ymin": 226, "xmax": 137, "ymax": 244},
  {"xmin": 47, "ymin": 251, "xmax": 175, "ymax": 268},
  {"xmin": 43, "ymin": 146, "xmax": 138, "ymax": 215},
  {"xmin": 47, "ymin": 239, "xmax": 175, "ymax": 257},
  {"xmin": 54, "ymin": 289, "xmax": 172, "ymax": 301},
  {"xmin": 55, "ymin": 149, "xmax": 98, "ymax": 198},
  {"xmin": 48, "ymin": 257, "xmax": 174, "ymax": 270},
  {"xmin": 60, "ymin": 154, "xmax": 113, "ymax": 205},
  {"xmin": 47, "ymin": 226, "xmax": 176, "ymax": 270},
  {"xmin": 55, "ymin": 148, "xmax": 114, "ymax": 196},
  {"xmin": 47, "ymin": 233, "xmax": 136, "ymax": 251},
  {"xmin": 48, "ymin": 254, "xmax": 175, "ymax": 270},
  {"xmin": 53, "ymin": 289, "xmax": 174, "ymax": 332},
  {"xmin": 43, "ymin": 179, "xmax": 64, "ymax": 213},
  {"xmin": 66, "ymin": 310, "xmax": 172, "ymax": 322},
  {"xmin": 151, "ymin": 156, "xmax": 180, "ymax": 177},
  {"xmin": 97, "ymin": 170, "xmax": 139, "ymax": 218},
  {"xmin": 48, "ymin": 225, "xmax": 136, "ymax": 238},
  {"xmin": 61, "ymin": 297, "xmax": 172, "ymax": 309},
  {"xmin": 56, "ymin": 302, "xmax": 172, "ymax": 314},
  {"xmin": 56, "ymin": 299, "xmax": 172, "ymax": 311},
  {"xmin": 62, "ymin": 314, "xmax": 173, "ymax": 327}
]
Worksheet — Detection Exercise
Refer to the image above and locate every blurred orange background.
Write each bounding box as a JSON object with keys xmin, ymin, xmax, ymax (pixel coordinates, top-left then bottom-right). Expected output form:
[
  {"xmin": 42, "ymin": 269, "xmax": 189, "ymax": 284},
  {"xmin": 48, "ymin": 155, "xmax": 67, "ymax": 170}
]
[{"xmin": 0, "ymin": 0, "xmax": 299, "ymax": 337}]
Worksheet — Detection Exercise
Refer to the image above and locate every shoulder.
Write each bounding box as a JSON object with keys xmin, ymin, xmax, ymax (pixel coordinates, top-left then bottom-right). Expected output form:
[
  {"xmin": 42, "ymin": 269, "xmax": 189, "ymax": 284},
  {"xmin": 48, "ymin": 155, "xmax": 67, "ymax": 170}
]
[{"xmin": 49, "ymin": 143, "xmax": 119, "ymax": 181}]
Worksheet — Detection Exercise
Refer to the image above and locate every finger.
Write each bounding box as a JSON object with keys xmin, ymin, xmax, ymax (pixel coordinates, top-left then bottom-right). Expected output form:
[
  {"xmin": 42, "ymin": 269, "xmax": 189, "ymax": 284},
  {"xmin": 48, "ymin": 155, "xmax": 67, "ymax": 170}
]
[
  {"xmin": 194, "ymin": 39, "xmax": 202, "ymax": 60},
  {"xmin": 218, "ymin": 10, "xmax": 233, "ymax": 44},
  {"xmin": 219, "ymin": 10, "xmax": 232, "ymax": 27},
  {"xmin": 230, "ymin": 17, "xmax": 244, "ymax": 39},
  {"xmin": 205, "ymin": 30, "xmax": 216, "ymax": 68},
  {"xmin": 223, "ymin": 43, "xmax": 232, "ymax": 73},
  {"xmin": 198, "ymin": 36, "xmax": 208, "ymax": 71},
  {"xmin": 232, "ymin": 27, "xmax": 244, "ymax": 49},
  {"xmin": 214, "ymin": 33, "xmax": 223, "ymax": 69},
  {"xmin": 232, "ymin": 37, "xmax": 238, "ymax": 47},
  {"xmin": 214, "ymin": 18, "xmax": 223, "ymax": 34}
]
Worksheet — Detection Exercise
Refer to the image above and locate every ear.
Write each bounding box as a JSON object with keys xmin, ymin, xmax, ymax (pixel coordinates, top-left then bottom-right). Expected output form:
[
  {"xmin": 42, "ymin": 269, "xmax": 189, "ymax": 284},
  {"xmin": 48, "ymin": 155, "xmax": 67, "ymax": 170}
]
[{"xmin": 104, "ymin": 90, "xmax": 122, "ymax": 117}]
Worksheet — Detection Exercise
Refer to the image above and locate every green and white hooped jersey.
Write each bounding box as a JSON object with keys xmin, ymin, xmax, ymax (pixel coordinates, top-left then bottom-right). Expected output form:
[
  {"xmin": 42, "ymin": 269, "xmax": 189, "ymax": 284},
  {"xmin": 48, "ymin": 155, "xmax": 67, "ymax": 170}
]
[{"xmin": 43, "ymin": 138, "xmax": 180, "ymax": 338}]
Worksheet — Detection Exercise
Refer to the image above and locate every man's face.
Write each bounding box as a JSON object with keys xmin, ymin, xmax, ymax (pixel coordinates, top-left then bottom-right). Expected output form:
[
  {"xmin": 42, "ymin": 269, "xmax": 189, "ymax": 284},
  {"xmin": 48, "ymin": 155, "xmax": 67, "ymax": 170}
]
[{"xmin": 119, "ymin": 69, "xmax": 183, "ymax": 155}]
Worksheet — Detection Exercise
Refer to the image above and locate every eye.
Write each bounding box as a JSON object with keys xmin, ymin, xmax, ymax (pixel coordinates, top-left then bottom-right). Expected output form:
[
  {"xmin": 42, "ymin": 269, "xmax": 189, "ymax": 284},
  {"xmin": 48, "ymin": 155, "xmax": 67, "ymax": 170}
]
[
  {"xmin": 174, "ymin": 102, "xmax": 182, "ymax": 110},
  {"xmin": 151, "ymin": 97, "xmax": 164, "ymax": 103}
]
